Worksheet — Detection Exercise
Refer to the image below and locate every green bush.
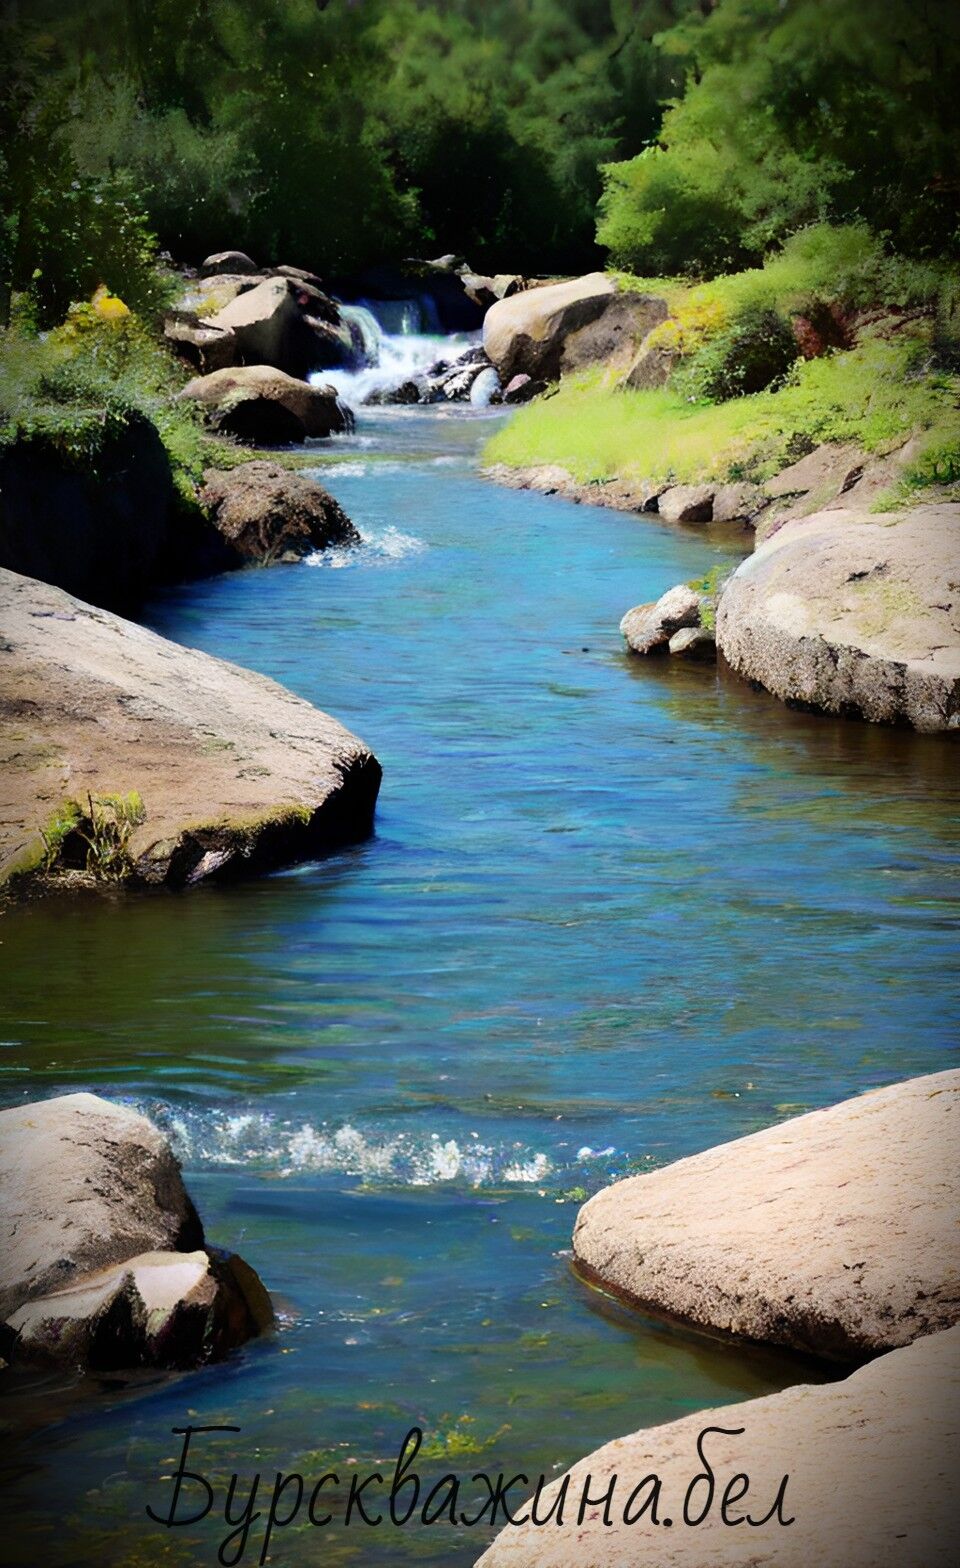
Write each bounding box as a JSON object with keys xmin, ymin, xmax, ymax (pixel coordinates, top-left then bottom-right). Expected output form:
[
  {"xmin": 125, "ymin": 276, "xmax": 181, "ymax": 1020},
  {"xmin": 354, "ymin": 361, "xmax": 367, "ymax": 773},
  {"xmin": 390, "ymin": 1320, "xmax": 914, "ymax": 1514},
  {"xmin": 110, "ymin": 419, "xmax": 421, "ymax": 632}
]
[{"xmin": 673, "ymin": 304, "xmax": 798, "ymax": 402}]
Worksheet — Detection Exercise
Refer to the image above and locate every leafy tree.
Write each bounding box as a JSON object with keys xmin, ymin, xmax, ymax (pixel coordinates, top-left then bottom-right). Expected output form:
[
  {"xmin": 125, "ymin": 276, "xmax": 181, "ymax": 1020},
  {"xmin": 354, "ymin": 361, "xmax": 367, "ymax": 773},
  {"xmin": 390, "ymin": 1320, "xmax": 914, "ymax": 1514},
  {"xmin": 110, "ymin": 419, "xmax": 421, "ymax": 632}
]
[{"xmin": 599, "ymin": 0, "xmax": 960, "ymax": 276}]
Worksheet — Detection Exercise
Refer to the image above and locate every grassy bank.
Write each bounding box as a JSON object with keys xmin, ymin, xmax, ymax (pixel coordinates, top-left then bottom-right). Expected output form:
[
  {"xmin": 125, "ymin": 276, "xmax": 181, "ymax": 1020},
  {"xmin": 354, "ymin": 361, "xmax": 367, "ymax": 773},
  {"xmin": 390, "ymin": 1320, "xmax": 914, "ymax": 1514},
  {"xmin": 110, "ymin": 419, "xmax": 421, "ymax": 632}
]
[{"xmin": 486, "ymin": 227, "xmax": 960, "ymax": 508}]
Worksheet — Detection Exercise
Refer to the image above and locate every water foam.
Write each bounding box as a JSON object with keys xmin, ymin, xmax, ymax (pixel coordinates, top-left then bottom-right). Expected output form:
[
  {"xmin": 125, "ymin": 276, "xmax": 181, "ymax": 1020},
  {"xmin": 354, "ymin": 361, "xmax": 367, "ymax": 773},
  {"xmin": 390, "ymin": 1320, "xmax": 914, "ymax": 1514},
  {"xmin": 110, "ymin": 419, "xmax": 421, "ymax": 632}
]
[
  {"xmin": 305, "ymin": 520, "xmax": 425, "ymax": 569},
  {"xmin": 147, "ymin": 1102, "xmax": 555, "ymax": 1188}
]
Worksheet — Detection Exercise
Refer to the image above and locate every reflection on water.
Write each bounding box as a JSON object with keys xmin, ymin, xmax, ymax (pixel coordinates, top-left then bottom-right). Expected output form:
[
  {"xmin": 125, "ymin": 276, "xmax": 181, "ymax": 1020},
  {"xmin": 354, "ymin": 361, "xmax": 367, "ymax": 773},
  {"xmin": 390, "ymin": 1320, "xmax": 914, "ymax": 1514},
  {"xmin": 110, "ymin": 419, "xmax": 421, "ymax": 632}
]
[{"xmin": 1, "ymin": 406, "xmax": 957, "ymax": 1566}]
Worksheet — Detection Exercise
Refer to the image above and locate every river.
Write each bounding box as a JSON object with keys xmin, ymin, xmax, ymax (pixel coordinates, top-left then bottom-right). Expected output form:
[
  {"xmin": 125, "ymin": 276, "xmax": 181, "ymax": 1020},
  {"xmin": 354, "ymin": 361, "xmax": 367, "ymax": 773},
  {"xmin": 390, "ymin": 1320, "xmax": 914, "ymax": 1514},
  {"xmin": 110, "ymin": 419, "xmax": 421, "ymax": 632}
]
[{"xmin": 2, "ymin": 397, "xmax": 957, "ymax": 1566}]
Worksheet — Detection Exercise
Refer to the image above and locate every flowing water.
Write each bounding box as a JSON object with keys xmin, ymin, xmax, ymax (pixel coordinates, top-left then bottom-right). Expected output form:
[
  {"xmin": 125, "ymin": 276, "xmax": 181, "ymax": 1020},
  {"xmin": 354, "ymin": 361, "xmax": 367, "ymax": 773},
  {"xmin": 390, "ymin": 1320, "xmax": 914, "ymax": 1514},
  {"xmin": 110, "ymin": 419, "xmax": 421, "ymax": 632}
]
[{"xmin": 1, "ymin": 390, "xmax": 958, "ymax": 1566}]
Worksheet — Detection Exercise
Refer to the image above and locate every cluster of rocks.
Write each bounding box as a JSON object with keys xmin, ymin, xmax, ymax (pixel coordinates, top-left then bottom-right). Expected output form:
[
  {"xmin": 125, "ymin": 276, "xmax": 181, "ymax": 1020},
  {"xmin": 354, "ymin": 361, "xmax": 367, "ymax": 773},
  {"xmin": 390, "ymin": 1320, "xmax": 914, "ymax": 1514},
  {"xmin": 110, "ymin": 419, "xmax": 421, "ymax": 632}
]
[
  {"xmin": 166, "ymin": 250, "xmax": 358, "ymax": 379},
  {"xmin": 476, "ymin": 1071, "xmax": 960, "ymax": 1566},
  {"xmin": 0, "ymin": 1094, "xmax": 273, "ymax": 1372},
  {"xmin": 364, "ymin": 343, "xmax": 545, "ymax": 408},
  {"xmin": 620, "ymin": 581, "xmax": 718, "ymax": 661}
]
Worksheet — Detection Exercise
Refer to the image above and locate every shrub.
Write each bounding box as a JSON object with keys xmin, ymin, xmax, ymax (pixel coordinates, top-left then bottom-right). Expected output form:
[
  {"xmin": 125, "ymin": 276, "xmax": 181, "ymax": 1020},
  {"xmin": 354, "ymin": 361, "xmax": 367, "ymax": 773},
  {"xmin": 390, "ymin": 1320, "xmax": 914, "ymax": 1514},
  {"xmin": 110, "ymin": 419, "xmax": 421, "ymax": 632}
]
[{"xmin": 673, "ymin": 304, "xmax": 798, "ymax": 402}]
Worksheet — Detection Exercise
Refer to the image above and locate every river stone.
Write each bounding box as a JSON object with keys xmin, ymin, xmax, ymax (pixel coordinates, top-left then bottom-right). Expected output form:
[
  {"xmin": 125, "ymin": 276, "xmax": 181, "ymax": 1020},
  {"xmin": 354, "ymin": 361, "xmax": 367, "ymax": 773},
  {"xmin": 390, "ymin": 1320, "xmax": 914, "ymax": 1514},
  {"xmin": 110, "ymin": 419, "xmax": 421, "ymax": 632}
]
[
  {"xmin": 475, "ymin": 1324, "xmax": 960, "ymax": 1568},
  {"xmin": 5, "ymin": 1249, "xmax": 266, "ymax": 1371},
  {"xmin": 716, "ymin": 504, "xmax": 960, "ymax": 731},
  {"xmin": 0, "ymin": 1094, "xmax": 201, "ymax": 1320},
  {"xmin": 199, "ymin": 463, "xmax": 360, "ymax": 564},
  {"xmin": 574, "ymin": 1070, "xmax": 960, "ymax": 1360},
  {"xmin": 0, "ymin": 568, "xmax": 381, "ymax": 891},
  {"xmin": 657, "ymin": 484, "xmax": 716, "ymax": 525},
  {"xmin": 179, "ymin": 365, "xmax": 351, "ymax": 441},
  {"xmin": 484, "ymin": 273, "xmax": 667, "ymax": 384},
  {"xmin": 201, "ymin": 250, "xmax": 258, "ymax": 277},
  {"xmin": 620, "ymin": 584, "xmax": 701, "ymax": 654},
  {"xmin": 668, "ymin": 625, "xmax": 716, "ymax": 659}
]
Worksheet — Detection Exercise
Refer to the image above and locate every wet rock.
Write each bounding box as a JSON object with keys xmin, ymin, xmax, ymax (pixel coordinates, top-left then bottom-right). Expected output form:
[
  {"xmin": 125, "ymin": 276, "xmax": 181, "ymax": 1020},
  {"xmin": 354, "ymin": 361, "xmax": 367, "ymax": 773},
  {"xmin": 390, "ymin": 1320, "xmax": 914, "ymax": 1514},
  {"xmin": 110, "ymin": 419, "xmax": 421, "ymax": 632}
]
[
  {"xmin": 476, "ymin": 1324, "xmax": 960, "ymax": 1568},
  {"xmin": 503, "ymin": 373, "xmax": 546, "ymax": 404},
  {"xmin": 200, "ymin": 250, "xmax": 259, "ymax": 277},
  {"xmin": 0, "ymin": 1094, "xmax": 272, "ymax": 1371},
  {"xmin": 483, "ymin": 273, "xmax": 668, "ymax": 383},
  {"xmin": 657, "ymin": 484, "xmax": 716, "ymax": 525},
  {"xmin": 469, "ymin": 366, "xmax": 501, "ymax": 406},
  {"xmin": 179, "ymin": 365, "xmax": 352, "ymax": 442},
  {"xmin": 668, "ymin": 625, "xmax": 716, "ymax": 659},
  {"xmin": 0, "ymin": 569, "xmax": 381, "ymax": 893},
  {"xmin": 716, "ymin": 503, "xmax": 960, "ymax": 731},
  {"xmin": 573, "ymin": 1070, "xmax": 960, "ymax": 1359},
  {"xmin": 199, "ymin": 462, "xmax": 360, "ymax": 565},
  {"xmin": 620, "ymin": 584, "xmax": 702, "ymax": 654}
]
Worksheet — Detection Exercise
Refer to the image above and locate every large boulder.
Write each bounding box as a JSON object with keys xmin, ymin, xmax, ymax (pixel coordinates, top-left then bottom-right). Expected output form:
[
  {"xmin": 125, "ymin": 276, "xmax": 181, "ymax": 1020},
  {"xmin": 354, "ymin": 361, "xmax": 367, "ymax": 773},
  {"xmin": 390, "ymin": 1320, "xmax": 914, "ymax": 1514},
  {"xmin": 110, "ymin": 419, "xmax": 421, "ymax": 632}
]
[
  {"xmin": 476, "ymin": 1324, "xmax": 960, "ymax": 1568},
  {"xmin": 0, "ymin": 412, "xmax": 180, "ymax": 612},
  {"xmin": 179, "ymin": 365, "xmax": 352, "ymax": 443},
  {"xmin": 206, "ymin": 277, "xmax": 352, "ymax": 377},
  {"xmin": 199, "ymin": 462, "xmax": 360, "ymax": 565},
  {"xmin": 0, "ymin": 568, "xmax": 381, "ymax": 893},
  {"xmin": 483, "ymin": 273, "xmax": 667, "ymax": 383},
  {"xmin": 0, "ymin": 1094, "xmax": 272, "ymax": 1371},
  {"xmin": 716, "ymin": 504, "xmax": 960, "ymax": 731},
  {"xmin": 573, "ymin": 1071, "xmax": 960, "ymax": 1361}
]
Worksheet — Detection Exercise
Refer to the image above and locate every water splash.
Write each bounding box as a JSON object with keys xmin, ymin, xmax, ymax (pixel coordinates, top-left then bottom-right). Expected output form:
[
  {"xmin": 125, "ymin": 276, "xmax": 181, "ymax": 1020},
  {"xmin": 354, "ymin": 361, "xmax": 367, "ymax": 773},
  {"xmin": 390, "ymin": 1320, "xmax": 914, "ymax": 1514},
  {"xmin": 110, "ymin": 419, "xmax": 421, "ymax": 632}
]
[
  {"xmin": 305, "ymin": 519, "xmax": 426, "ymax": 569},
  {"xmin": 313, "ymin": 329, "xmax": 480, "ymax": 406},
  {"xmin": 146, "ymin": 1101, "xmax": 556, "ymax": 1188}
]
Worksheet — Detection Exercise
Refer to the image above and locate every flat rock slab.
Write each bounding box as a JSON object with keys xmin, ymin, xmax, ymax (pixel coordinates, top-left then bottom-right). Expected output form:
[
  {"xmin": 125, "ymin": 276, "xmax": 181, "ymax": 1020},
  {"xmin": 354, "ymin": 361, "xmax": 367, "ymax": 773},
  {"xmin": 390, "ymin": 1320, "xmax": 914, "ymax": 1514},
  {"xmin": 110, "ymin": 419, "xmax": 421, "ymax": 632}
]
[
  {"xmin": 716, "ymin": 504, "xmax": 960, "ymax": 730},
  {"xmin": 475, "ymin": 1324, "xmax": 960, "ymax": 1568},
  {"xmin": 0, "ymin": 568, "xmax": 381, "ymax": 891},
  {"xmin": 573, "ymin": 1071, "xmax": 960, "ymax": 1360}
]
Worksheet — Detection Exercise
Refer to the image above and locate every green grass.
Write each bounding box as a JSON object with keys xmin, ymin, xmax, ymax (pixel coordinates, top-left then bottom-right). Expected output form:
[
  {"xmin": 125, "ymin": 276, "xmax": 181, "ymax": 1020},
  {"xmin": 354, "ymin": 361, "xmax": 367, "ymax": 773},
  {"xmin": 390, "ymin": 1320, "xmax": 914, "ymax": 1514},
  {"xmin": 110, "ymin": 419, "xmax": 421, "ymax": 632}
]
[
  {"xmin": 485, "ymin": 336, "xmax": 960, "ymax": 493},
  {"xmin": 0, "ymin": 304, "xmax": 205, "ymax": 499}
]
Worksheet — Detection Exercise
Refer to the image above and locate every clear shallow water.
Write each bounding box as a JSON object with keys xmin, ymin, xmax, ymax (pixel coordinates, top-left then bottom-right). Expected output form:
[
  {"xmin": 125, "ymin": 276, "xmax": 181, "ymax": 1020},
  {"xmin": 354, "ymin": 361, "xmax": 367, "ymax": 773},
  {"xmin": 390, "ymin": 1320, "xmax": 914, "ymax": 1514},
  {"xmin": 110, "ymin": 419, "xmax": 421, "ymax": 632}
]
[{"xmin": 1, "ymin": 407, "xmax": 958, "ymax": 1566}]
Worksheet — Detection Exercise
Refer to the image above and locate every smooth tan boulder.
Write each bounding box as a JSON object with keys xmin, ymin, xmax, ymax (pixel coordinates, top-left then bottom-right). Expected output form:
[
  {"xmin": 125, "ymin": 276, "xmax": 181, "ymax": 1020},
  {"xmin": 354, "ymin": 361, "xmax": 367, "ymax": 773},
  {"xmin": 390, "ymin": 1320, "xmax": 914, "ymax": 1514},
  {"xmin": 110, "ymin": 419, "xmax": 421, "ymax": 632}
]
[
  {"xmin": 475, "ymin": 1324, "xmax": 960, "ymax": 1568},
  {"xmin": 574, "ymin": 1071, "xmax": 960, "ymax": 1360},
  {"xmin": 0, "ymin": 1094, "xmax": 200, "ymax": 1320},
  {"xmin": 716, "ymin": 504, "xmax": 960, "ymax": 731},
  {"xmin": 206, "ymin": 277, "xmax": 350, "ymax": 376},
  {"xmin": 0, "ymin": 568, "xmax": 381, "ymax": 892},
  {"xmin": 483, "ymin": 273, "xmax": 667, "ymax": 383},
  {"xmin": 180, "ymin": 365, "xmax": 351, "ymax": 441},
  {"xmin": 0, "ymin": 1095, "xmax": 273, "ymax": 1370}
]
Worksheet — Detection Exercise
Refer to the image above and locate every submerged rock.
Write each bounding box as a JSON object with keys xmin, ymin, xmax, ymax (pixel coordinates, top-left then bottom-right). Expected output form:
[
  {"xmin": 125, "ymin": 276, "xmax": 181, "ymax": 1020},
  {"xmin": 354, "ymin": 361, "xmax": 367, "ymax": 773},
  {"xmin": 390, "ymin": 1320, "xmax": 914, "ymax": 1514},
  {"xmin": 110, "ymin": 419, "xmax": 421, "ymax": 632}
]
[
  {"xmin": 573, "ymin": 1070, "xmax": 960, "ymax": 1360},
  {"xmin": 483, "ymin": 273, "xmax": 667, "ymax": 384},
  {"xmin": 0, "ymin": 568, "xmax": 381, "ymax": 893},
  {"xmin": 0, "ymin": 1094, "xmax": 271, "ymax": 1371},
  {"xmin": 199, "ymin": 462, "xmax": 360, "ymax": 565},
  {"xmin": 476, "ymin": 1324, "xmax": 960, "ymax": 1568},
  {"xmin": 716, "ymin": 503, "xmax": 960, "ymax": 731},
  {"xmin": 180, "ymin": 365, "xmax": 352, "ymax": 442}
]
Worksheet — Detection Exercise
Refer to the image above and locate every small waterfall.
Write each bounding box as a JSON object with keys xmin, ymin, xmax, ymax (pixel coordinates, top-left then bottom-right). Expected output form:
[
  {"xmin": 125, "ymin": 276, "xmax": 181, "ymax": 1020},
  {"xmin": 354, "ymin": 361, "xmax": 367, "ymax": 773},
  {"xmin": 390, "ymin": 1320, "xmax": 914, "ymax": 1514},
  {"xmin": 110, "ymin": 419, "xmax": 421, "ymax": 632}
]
[{"xmin": 338, "ymin": 302, "xmax": 382, "ymax": 367}]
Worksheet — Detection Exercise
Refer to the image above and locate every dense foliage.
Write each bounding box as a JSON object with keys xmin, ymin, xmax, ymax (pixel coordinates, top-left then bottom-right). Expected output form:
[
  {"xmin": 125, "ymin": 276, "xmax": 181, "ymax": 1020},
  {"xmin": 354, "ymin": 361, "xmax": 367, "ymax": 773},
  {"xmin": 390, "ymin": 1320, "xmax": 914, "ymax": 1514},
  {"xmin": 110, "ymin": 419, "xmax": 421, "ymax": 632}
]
[
  {"xmin": 598, "ymin": 0, "xmax": 960, "ymax": 276},
  {"xmin": 1, "ymin": 0, "xmax": 693, "ymax": 316}
]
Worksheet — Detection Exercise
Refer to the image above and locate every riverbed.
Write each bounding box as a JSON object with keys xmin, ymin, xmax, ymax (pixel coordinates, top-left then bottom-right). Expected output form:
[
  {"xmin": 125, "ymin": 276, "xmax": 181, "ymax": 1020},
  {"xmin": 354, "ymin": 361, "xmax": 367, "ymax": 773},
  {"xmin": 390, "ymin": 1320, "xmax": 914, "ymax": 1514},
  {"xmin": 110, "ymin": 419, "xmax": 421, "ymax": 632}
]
[{"xmin": 2, "ymin": 405, "xmax": 957, "ymax": 1566}]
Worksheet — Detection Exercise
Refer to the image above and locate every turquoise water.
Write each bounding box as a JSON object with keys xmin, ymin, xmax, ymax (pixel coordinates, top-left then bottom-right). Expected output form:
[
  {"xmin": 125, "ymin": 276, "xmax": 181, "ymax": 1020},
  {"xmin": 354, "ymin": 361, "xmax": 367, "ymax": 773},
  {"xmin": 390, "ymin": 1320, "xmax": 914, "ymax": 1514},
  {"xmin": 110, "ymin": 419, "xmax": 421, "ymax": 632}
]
[{"xmin": 1, "ymin": 407, "xmax": 957, "ymax": 1566}]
